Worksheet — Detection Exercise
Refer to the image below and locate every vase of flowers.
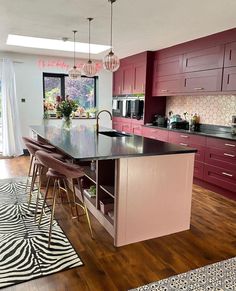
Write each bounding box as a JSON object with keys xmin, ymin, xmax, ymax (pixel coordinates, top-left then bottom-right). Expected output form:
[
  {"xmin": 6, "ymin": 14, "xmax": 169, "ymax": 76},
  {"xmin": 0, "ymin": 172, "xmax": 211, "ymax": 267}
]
[{"xmin": 57, "ymin": 98, "xmax": 78, "ymax": 130}]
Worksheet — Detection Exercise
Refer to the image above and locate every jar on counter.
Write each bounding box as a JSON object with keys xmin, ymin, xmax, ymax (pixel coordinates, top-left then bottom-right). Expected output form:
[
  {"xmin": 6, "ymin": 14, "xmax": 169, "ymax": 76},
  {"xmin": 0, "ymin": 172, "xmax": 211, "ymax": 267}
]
[{"xmin": 90, "ymin": 160, "xmax": 96, "ymax": 171}]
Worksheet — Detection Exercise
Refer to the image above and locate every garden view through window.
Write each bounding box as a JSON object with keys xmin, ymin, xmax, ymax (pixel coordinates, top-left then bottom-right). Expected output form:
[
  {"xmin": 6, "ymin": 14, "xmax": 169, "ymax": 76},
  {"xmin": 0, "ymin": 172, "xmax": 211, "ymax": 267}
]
[{"xmin": 43, "ymin": 73, "xmax": 97, "ymax": 118}]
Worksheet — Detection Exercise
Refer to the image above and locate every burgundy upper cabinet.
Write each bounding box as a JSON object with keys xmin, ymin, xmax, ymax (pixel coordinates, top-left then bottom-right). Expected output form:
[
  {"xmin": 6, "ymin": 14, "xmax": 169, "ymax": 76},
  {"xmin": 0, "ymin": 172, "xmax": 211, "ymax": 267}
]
[
  {"xmin": 113, "ymin": 68, "xmax": 123, "ymax": 95},
  {"xmin": 222, "ymin": 67, "xmax": 236, "ymax": 91},
  {"xmin": 153, "ymin": 74, "xmax": 184, "ymax": 96},
  {"xmin": 224, "ymin": 42, "xmax": 236, "ymax": 67},
  {"xmin": 122, "ymin": 64, "xmax": 134, "ymax": 94},
  {"xmin": 133, "ymin": 62, "xmax": 146, "ymax": 93},
  {"xmin": 154, "ymin": 55, "xmax": 183, "ymax": 76},
  {"xmin": 183, "ymin": 45, "xmax": 224, "ymax": 72},
  {"xmin": 112, "ymin": 52, "xmax": 147, "ymax": 96},
  {"xmin": 183, "ymin": 69, "xmax": 223, "ymax": 93}
]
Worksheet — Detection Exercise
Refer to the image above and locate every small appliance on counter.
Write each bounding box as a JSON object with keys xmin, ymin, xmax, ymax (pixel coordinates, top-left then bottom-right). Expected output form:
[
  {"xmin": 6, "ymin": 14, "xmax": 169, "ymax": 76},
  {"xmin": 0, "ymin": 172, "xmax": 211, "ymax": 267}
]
[
  {"xmin": 112, "ymin": 98, "xmax": 123, "ymax": 117},
  {"xmin": 168, "ymin": 114, "xmax": 189, "ymax": 130},
  {"xmin": 231, "ymin": 115, "xmax": 236, "ymax": 135},
  {"xmin": 152, "ymin": 114, "xmax": 167, "ymax": 127}
]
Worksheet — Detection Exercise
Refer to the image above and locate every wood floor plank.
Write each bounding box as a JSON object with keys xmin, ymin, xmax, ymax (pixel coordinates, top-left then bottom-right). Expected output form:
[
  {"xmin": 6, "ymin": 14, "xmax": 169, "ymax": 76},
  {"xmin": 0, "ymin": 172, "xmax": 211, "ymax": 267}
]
[{"xmin": 1, "ymin": 156, "xmax": 236, "ymax": 291}]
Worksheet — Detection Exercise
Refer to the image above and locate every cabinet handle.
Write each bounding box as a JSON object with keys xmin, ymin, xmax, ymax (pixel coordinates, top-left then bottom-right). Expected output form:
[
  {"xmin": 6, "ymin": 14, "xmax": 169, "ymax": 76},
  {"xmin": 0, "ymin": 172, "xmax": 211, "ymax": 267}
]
[
  {"xmin": 180, "ymin": 143, "xmax": 188, "ymax": 146},
  {"xmin": 161, "ymin": 89, "xmax": 168, "ymax": 92},
  {"xmin": 224, "ymin": 153, "xmax": 235, "ymax": 158},
  {"xmin": 222, "ymin": 172, "xmax": 233, "ymax": 177},
  {"xmin": 225, "ymin": 143, "xmax": 235, "ymax": 147},
  {"xmin": 229, "ymin": 49, "xmax": 232, "ymax": 61},
  {"xmin": 194, "ymin": 87, "xmax": 204, "ymax": 90},
  {"xmin": 180, "ymin": 135, "xmax": 189, "ymax": 138},
  {"xmin": 227, "ymin": 74, "xmax": 230, "ymax": 85}
]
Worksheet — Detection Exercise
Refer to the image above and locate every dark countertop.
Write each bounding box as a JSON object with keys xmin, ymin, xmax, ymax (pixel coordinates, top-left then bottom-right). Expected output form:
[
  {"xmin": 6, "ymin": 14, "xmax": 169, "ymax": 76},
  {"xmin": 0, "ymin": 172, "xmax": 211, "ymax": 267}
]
[
  {"xmin": 31, "ymin": 124, "xmax": 196, "ymax": 161},
  {"xmin": 143, "ymin": 125, "xmax": 236, "ymax": 141}
]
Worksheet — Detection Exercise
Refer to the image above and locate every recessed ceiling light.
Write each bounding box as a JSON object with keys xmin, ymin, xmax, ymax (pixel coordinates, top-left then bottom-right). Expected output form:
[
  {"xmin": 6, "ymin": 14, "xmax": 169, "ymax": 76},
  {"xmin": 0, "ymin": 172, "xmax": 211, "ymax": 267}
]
[{"xmin": 6, "ymin": 34, "xmax": 110, "ymax": 54}]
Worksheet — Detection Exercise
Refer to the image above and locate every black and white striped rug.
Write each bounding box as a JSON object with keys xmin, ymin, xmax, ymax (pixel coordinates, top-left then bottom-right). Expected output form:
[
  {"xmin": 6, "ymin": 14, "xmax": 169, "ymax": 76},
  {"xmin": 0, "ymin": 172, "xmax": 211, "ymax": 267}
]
[{"xmin": 0, "ymin": 178, "xmax": 83, "ymax": 289}]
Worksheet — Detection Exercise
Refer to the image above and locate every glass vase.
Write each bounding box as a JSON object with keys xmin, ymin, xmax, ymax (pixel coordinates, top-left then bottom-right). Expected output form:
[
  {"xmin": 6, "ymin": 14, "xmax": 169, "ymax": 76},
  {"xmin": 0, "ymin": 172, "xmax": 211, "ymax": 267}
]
[{"xmin": 62, "ymin": 116, "xmax": 72, "ymax": 130}]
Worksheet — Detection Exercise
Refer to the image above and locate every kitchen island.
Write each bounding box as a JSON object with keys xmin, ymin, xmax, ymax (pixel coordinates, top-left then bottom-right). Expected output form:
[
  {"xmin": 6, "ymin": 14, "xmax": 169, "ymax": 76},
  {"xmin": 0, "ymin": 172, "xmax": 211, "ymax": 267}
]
[{"xmin": 31, "ymin": 124, "xmax": 196, "ymax": 247}]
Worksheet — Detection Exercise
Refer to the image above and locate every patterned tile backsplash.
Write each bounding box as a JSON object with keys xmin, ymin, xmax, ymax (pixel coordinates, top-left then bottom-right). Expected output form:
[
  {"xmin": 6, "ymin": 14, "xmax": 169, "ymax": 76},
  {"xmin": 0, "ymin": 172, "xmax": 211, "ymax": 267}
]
[{"xmin": 166, "ymin": 95, "xmax": 236, "ymax": 126}]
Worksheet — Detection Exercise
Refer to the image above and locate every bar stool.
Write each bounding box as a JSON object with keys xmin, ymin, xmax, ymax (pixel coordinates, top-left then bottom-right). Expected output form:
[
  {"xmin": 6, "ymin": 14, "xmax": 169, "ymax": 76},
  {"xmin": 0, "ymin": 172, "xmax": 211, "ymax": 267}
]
[
  {"xmin": 22, "ymin": 137, "xmax": 56, "ymax": 195},
  {"xmin": 35, "ymin": 150, "xmax": 94, "ymax": 248},
  {"xmin": 24, "ymin": 142, "xmax": 65, "ymax": 210}
]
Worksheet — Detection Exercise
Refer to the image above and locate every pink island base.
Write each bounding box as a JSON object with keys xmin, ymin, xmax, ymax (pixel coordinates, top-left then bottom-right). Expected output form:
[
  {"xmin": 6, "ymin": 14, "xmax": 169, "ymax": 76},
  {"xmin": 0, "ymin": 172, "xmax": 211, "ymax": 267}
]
[{"xmin": 114, "ymin": 153, "xmax": 195, "ymax": 247}]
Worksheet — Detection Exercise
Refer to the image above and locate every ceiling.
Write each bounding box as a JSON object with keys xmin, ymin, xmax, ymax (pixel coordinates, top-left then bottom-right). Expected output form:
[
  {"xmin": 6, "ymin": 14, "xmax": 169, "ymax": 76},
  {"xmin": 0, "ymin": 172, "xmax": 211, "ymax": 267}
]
[{"xmin": 0, "ymin": 0, "xmax": 236, "ymax": 60}]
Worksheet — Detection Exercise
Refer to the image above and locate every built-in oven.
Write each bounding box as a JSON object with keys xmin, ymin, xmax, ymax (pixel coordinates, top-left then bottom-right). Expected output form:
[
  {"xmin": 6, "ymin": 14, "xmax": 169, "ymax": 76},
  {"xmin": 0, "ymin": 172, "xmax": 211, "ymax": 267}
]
[{"xmin": 112, "ymin": 98, "xmax": 123, "ymax": 117}]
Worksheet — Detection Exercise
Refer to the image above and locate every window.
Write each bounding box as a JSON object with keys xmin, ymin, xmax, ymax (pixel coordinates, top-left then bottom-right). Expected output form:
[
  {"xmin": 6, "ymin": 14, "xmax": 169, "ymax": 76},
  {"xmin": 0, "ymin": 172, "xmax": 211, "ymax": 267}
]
[
  {"xmin": 43, "ymin": 73, "xmax": 97, "ymax": 116},
  {"xmin": 0, "ymin": 81, "xmax": 2, "ymax": 153}
]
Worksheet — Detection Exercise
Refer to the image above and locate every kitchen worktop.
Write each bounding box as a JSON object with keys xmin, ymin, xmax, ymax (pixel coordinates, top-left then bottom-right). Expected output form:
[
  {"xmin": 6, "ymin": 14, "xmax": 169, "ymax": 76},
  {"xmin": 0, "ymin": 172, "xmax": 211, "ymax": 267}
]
[
  {"xmin": 143, "ymin": 124, "xmax": 236, "ymax": 141},
  {"xmin": 31, "ymin": 124, "xmax": 196, "ymax": 161}
]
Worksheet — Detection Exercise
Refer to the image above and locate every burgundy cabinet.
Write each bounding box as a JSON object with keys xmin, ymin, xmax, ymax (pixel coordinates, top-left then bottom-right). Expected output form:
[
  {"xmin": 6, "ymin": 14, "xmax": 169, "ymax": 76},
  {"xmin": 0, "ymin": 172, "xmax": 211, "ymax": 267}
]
[
  {"xmin": 222, "ymin": 67, "xmax": 236, "ymax": 91},
  {"xmin": 204, "ymin": 164, "xmax": 236, "ymax": 193},
  {"xmin": 153, "ymin": 55, "xmax": 183, "ymax": 76},
  {"xmin": 183, "ymin": 45, "xmax": 224, "ymax": 72},
  {"xmin": 112, "ymin": 121, "xmax": 122, "ymax": 132},
  {"xmin": 183, "ymin": 69, "xmax": 223, "ymax": 93},
  {"xmin": 205, "ymin": 147, "xmax": 236, "ymax": 172},
  {"xmin": 152, "ymin": 74, "xmax": 184, "ymax": 96},
  {"xmin": 194, "ymin": 161, "xmax": 204, "ymax": 180},
  {"xmin": 133, "ymin": 62, "xmax": 146, "ymax": 94},
  {"xmin": 224, "ymin": 42, "xmax": 236, "ymax": 67},
  {"xmin": 142, "ymin": 127, "xmax": 169, "ymax": 141},
  {"xmin": 122, "ymin": 64, "xmax": 134, "ymax": 94},
  {"xmin": 113, "ymin": 69, "xmax": 123, "ymax": 95},
  {"xmin": 206, "ymin": 137, "xmax": 236, "ymax": 152}
]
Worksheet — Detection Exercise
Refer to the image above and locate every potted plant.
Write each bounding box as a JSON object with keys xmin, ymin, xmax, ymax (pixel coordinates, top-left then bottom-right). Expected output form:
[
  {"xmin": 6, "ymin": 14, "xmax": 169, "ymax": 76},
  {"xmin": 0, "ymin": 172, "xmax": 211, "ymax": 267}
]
[{"xmin": 57, "ymin": 98, "xmax": 79, "ymax": 129}]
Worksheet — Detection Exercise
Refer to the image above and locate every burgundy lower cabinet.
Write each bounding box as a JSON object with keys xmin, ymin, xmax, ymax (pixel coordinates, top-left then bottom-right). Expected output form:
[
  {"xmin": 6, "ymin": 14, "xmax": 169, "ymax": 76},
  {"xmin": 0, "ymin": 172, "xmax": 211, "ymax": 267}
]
[
  {"xmin": 142, "ymin": 127, "xmax": 169, "ymax": 142},
  {"xmin": 131, "ymin": 123, "xmax": 143, "ymax": 136},
  {"xmin": 204, "ymin": 164, "xmax": 236, "ymax": 193},
  {"xmin": 112, "ymin": 117, "xmax": 144, "ymax": 135},
  {"xmin": 194, "ymin": 161, "xmax": 204, "ymax": 180},
  {"xmin": 112, "ymin": 121, "xmax": 122, "ymax": 132},
  {"xmin": 205, "ymin": 147, "xmax": 236, "ymax": 172},
  {"xmin": 222, "ymin": 67, "xmax": 236, "ymax": 91}
]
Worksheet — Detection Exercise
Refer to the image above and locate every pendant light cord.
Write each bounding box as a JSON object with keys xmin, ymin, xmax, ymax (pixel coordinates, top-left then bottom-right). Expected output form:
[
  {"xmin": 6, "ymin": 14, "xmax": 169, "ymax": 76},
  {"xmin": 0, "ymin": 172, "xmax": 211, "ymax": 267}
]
[
  {"xmin": 87, "ymin": 18, "xmax": 93, "ymax": 62},
  {"xmin": 73, "ymin": 30, "xmax": 77, "ymax": 68},
  {"xmin": 110, "ymin": 0, "xmax": 113, "ymax": 52}
]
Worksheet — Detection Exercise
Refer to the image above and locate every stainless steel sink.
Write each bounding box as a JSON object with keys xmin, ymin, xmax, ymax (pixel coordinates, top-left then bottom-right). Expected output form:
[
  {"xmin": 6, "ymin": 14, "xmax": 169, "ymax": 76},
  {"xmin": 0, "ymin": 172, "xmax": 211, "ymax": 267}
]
[{"xmin": 98, "ymin": 131, "xmax": 130, "ymax": 137}]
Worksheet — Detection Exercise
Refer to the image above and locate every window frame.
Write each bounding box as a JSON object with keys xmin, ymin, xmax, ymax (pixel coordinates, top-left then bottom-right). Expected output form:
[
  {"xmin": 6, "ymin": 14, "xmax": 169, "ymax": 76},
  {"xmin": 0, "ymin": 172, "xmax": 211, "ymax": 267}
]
[{"xmin": 43, "ymin": 72, "xmax": 97, "ymax": 106}]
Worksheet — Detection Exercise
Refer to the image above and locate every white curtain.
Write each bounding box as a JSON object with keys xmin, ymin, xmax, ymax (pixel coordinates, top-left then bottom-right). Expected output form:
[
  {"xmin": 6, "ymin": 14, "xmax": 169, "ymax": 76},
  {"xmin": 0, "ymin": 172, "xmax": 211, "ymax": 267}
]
[{"xmin": 1, "ymin": 58, "xmax": 23, "ymax": 157}]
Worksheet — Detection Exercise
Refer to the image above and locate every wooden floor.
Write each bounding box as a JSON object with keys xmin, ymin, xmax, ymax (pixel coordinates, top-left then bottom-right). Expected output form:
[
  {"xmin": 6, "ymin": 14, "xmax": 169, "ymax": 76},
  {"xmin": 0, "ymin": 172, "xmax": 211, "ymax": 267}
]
[{"xmin": 0, "ymin": 156, "xmax": 236, "ymax": 291}]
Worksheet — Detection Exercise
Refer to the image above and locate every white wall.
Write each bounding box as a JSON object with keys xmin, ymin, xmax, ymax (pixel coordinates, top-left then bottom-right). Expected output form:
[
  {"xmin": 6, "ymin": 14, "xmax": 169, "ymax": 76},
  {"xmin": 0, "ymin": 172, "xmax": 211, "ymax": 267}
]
[{"xmin": 0, "ymin": 52, "xmax": 112, "ymax": 136}]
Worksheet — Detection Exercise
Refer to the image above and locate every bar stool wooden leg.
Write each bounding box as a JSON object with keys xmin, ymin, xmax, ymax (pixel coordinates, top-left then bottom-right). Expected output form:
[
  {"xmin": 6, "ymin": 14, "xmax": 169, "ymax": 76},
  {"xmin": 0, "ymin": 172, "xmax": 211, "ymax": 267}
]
[
  {"xmin": 38, "ymin": 176, "xmax": 51, "ymax": 226},
  {"xmin": 35, "ymin": 165, "xmax": 43, "ymax": 221},
  {"xmin": 62, "ymin": 179, "xmax": 75, "ymax": 218},
  {"xmin": 25, "ymin": 155, "xmax": 34, "ymax": 194},
  {"xmin": 78, "ymin": 178, "xmax": 94, "ymax": 239},
  {"xmin": 48, "ymin": 178, "xmax": 58, "ymax": 248},
  {"xmin": 28, "ymin": 162, "xmax": 38, "ymax": 207}
]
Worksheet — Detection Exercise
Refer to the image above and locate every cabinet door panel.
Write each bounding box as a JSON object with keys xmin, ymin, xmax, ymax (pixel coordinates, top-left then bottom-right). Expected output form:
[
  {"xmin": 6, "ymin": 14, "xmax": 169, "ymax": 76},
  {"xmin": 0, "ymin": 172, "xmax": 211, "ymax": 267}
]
[
  {"xmin": 133, "ymin": 62, "xmax": 146, "ymax": 93},
  {"xmin": 204, "ymin": 164, "xmax": 236, "ymax": 192},
  {"xmin": 183, "ymin": 45, "xmax": 224, "ymax": 72},
  {"xmin": 224, "ymin": 42, "xmax": 236, "ymax": 67},
  {"xmin": 194, "ymin": 161, "xmax": 204, "ymax": 179},
  {"xmin": 206, "ymin": 137, "xmax": 236, "ymax": 152},
  {"xmin": 122, "ymin": 65, "xmax": 134, "ymax": 94},
  {"xmin": 112, "ymin": 122, "xmax": 122, "ymax": 132},
  {"xmin": 121, "ymin": 123, "xmax": 132, "ymax": 133},
  {"xmin": 152, "ymin": 74, "xmax": 184, "ymax": 96},
  {"xmin": 183, "ymin": 69, "xmax": 223, "ymax": 93},
  {"xmin": 205, "ymin": 148, "xmax": 236, "ymax": 171},
  {"xmin": 154, "ymin": 55, "xmax": 183, "ymax": 76},
  {"xmin": 131, "ymin": 125, "xmax": 143, "ymax": 136},
  {"xmin": 222, "ymin": 67, "xmax": 236, "ymax": 91},
  {"xmin": 113, "ymin": 69, "xmax": 123, "ymax": 95}
]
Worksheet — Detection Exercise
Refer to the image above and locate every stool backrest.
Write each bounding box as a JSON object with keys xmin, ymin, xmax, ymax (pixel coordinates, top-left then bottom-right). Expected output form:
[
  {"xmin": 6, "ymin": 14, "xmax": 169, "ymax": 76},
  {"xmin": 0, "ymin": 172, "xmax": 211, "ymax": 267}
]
[
  {"xmin": 35, "ymin": 150, "xmax": 84, "ymax": 179},
  {"xmin": 22, "ymin": 137, "xmax": 54, "ymax": 150},
  {"xmin": 25, "ymin": 142, "xmax": 44, "ymax": 156}
]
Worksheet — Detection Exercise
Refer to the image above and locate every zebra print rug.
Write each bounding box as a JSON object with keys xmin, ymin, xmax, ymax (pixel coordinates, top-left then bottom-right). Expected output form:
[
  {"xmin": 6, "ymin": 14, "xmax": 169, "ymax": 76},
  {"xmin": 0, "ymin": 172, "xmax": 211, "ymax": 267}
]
[{"xmin": 0, "ymin": 178, "xmax": 83, "ymax": 289}]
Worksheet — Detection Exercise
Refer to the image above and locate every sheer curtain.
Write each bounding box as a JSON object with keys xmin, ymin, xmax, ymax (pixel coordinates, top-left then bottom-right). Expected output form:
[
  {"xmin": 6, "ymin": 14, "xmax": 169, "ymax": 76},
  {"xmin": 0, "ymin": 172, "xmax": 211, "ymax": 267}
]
[{"xmin": 1, "ymin": 58, "xmax": 23, "ymax": 157}]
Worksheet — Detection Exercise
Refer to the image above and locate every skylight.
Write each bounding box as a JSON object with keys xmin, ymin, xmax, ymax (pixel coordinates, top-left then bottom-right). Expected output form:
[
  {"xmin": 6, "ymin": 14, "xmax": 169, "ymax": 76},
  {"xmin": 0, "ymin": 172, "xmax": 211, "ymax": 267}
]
[{"xmin": 6, "ymin": 34, "xmax": 110, "ymax": 54}]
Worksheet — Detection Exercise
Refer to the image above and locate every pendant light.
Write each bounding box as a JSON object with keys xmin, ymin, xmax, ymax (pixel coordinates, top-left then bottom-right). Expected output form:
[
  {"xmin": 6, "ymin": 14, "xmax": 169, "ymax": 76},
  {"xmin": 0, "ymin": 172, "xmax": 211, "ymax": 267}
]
[
  {"xmin": 103, "ymin": 0, "xmax": 120, "ymax": 72},
  {"xmin": 83, "ymin": 18, "xmax": 99, "ymax": 77},
  {"xmin": 68, "ymin": 30, "xmax": 81, "ymax": 79}
]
